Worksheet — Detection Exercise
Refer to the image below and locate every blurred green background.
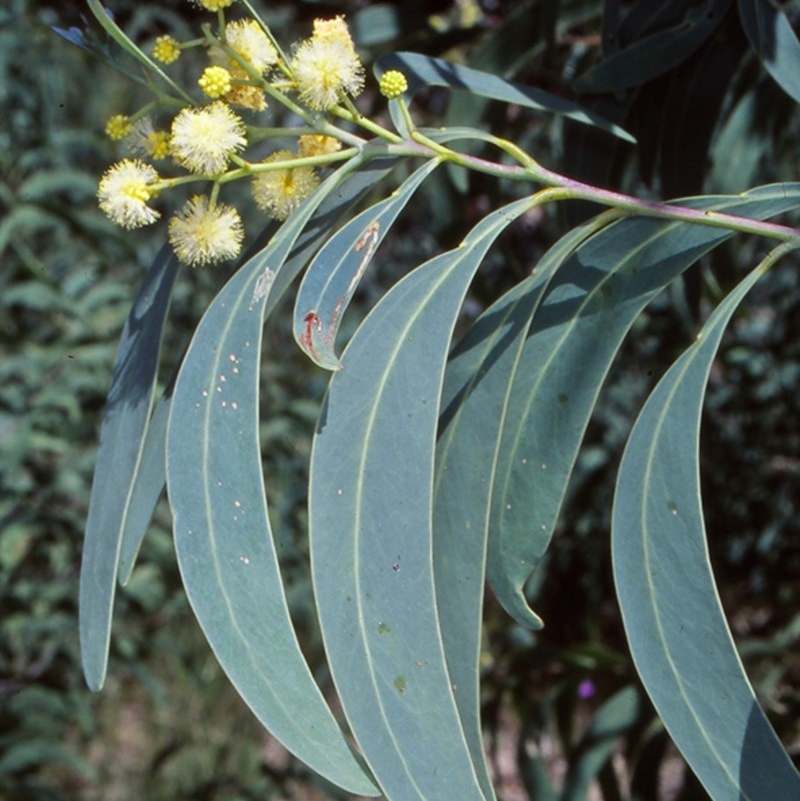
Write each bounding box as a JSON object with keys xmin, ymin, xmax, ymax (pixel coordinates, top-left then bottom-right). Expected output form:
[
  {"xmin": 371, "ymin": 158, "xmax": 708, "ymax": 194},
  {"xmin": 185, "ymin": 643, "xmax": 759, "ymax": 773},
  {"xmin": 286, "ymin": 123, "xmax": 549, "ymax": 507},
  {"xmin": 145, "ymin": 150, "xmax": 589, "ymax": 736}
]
[{"xmin": 1, "ymin": 0, "xmax": 797, "ymax": 798}]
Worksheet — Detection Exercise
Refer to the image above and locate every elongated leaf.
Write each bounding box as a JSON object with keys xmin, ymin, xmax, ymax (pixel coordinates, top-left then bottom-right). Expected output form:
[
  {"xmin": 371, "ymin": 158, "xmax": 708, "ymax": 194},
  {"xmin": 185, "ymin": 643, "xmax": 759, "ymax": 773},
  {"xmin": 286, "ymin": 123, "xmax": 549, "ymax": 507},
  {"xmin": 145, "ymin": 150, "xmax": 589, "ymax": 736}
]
[
  {"xmin": 80, "ymin": 245, "xmax": 179, "ymax": 691},
  {"xmin": 117, "ymin": 388, "xmax": 171, "ymax": 586},
  {"xmin": 612, "ymin": 249, "xmax": 800, "ymax": 801},
  {"xmin": 115, "ymin": 154, "xmax": 401, "ymax": 585},
  {"xmin": 739, "ymin": 0, "xmax": 800, "ymax": 104},
  {"xmin": 574, "ymin": 0, "xmax": 731, "ymax": 92},
  {"xmin": 166, "ymin": 161, "xmax": 382, "ymax": 796},
  {"xmin": 434, "ymin": 214, "xmax": 613, "ymax": 756},
  {"xmin": 375, "ymin": 51, "xmax": 635, "ymax": 143},
  {"xmin": 657, "ymin": 7, "xmax": 747, "ymax": 200},
  {"xmin": 615, "ymin": 0, "xmax": 698, "ymax": 42},
  {"xmin": 293, "ymin": 159, "xmax": 440, "ymax": 369},
  {"xmin": 476, "ymin": 184, "xmax": 800, "ymax": 627},
  {"xmin": 310, "ymin": 198, "xmax": 535, "ymax": 801}
]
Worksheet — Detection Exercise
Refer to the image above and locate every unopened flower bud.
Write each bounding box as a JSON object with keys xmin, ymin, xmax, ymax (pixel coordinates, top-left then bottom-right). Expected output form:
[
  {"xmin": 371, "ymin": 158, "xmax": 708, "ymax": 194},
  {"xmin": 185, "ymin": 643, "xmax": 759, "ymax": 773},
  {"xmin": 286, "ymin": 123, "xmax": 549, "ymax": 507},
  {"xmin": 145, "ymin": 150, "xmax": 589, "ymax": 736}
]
[{"xmin": 379, "ymin": 70, "xmax": 408, "ymax": 99}]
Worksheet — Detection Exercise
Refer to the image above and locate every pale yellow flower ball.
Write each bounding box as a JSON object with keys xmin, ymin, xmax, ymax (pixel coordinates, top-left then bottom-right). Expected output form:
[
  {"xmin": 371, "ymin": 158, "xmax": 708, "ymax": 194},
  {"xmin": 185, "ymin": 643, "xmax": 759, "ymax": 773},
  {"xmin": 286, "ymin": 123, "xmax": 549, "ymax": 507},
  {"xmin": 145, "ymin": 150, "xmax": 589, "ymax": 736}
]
[
  {"xmin": 311, "ymin": 16, "xmax": 356, "ymax": 51},
  {"xmin": 252, "ymin": 150, "xmax": 320, "ymax": 220},
  {"xmin": 97, "ymin": 159, "xmax": 161, "ymax": 229},
  {"xmin": 224, "ymin": 19, "xmax": 278, "ymax": 73},
  {"xmin": 126, "ymin": 117, "xmax": 170, "ymax": 160},
  {"xmin": 168, "ymin": 195, "xmax": 244, "ymax": 266},
  {"xmin": 169, "ymin": 102, "xmax": 247, "ymax": 174},
  {"xmin": 298, "ymin": 134, "xmax": 342, "ymax": 158},
  {"xmin": 191, "ymin": 0, "xmax": 236, "ymax": 12},
  {"xmin": 291, "ymin": 18, "xmax": 364, "ymax": 111}
]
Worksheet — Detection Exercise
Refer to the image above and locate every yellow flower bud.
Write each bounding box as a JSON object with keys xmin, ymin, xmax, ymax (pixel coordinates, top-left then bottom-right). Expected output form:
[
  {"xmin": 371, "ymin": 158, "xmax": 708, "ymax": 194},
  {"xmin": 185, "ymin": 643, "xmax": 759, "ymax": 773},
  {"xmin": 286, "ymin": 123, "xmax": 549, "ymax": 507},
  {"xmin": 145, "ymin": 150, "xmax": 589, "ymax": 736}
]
[
  {"xmin": 191, "ymin": 0, "xmax": 235, "ymax": 11},
  {"xmin": 379, "ymin": 70, "xmax": 408, "ymax": 100},
  {"xmin": 198, "ymin": 66, "xmax": 232, "ymax": 99},
  {"xmin": 105, "ymin": 114, "xmax": 133, "ymax": 141},
  {"xmin": 152, "ymin": 35, "xmax": 181, "ymax": 64},
  {"xmin": 169, "ymin": 195, "xmax": 244, "ymax": 266}
]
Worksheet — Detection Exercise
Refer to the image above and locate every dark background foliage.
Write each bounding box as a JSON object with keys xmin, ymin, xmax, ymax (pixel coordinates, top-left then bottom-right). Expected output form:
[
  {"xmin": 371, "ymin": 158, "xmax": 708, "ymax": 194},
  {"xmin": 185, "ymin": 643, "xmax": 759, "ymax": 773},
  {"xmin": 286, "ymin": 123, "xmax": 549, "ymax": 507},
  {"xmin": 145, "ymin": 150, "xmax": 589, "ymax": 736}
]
[{"xmin": 1, "ymin": 0, "xmax": 797, "ymax": 798}]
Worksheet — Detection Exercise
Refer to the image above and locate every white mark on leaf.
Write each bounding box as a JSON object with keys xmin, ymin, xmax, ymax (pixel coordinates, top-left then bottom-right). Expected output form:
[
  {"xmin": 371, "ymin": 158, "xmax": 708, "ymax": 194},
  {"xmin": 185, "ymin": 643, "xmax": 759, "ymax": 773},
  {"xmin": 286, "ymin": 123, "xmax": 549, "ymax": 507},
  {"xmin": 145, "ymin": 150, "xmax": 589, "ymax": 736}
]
[{"xmin": 250, "ymin": 267, "xmax": 275, "ymax": 309}]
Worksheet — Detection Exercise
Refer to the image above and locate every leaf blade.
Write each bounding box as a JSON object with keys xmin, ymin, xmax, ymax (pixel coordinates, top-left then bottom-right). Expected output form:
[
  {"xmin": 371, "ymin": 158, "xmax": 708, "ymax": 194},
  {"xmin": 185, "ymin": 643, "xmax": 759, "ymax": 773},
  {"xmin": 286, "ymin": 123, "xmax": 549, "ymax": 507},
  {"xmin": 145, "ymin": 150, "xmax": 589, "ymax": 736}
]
[
  {"xmin": 79, "ymin": 245, "xmax": 179, "ymax": 691},
  {"xmin": 310, "ymin": 198, "xmax": 534, "ymax": 800},
  {"xmin": 480, "ymin": 185, "xmax": 800, "ymax": 627},
  {"xmin": 375, "ymin": 51, "xmax": 635, "ymax": 143},
  {"xmin": 293, "ymin": 159, "xmax": 440, "ymax": 369},
  {"xmin": 574, "ymin": 0, "xmax": 731, "ymax": 93},
  {"xmin": 166, "ymin": 162, "xmax": 385, "ymax": 796},
  {"xmin": 612, "ymin": 253, "xmax": 800, "ymax": 801},
  {"xmin": 739, "ymin": 0, "xmax": 800, "ymax": 104}
]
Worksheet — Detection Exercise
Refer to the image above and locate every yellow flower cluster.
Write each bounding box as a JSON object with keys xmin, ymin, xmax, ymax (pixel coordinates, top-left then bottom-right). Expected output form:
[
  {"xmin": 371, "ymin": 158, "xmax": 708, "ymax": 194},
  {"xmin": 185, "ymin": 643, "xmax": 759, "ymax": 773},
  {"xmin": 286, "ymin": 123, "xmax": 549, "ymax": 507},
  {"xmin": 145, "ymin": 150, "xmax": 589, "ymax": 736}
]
[
  {"xmin": 127, "ymin": 118, "xmax": 171, "ymax": 160},
  {"xmin": 298, "ymin": 134, "xmax": 342, "ymax": 158},
  {"xmin": 291, "ymin": 16, "xmax": 364, "ymax": 111},
  {"xmin": 105, "ymin": 114, "xmax": 132, "ymax": 141},
  {"xmin": 169, "ymin": 195, "xmax": 243, "ymax": 265},
  {"xmin": 191, "ymin": 0, "xmax": 235, "ymax": 11},
  {"xmin": 252, "ymin": 150, "xmax": 320, "ymax": 221},
  {"xmin": 98, "ymin": 160, "xmax": 160, "ymax": 229},
  {"xmin": 198, "ymin": 66, "xmax": 232, "ymax": 99},
  {"xmin": 170, "ymin": 101, "xmax": 246, "ymax": 174},
  {"xmin": 208, "ymin": 19, "xmax": 278, "ymax": 111},
  {"xmin": 97, "ymin": 6, "xmax": 392, "ymax": 266},
  {"xmin": 152, "ymin": 35, "xmax": 181, "ymax": 64},
  {"xmin": 379, "ymin": 70, "xmax": 408, "ymax": 100}
]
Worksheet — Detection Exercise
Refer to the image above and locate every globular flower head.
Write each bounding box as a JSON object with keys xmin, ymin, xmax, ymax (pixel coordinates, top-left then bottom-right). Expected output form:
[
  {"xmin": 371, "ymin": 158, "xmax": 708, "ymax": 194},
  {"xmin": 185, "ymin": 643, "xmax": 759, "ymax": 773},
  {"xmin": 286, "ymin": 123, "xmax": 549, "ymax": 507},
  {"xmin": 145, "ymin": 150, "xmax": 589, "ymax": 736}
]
[
  {"xmin": 169, "ymin": 101, "xmax": 246, "ymax": 174},
  {"xmin": 298, "ymin": 134, "xmax": 342, "ymax": 158},
  {"xmin": 152, "ymin": 35, "xmax": 181, "ymax": 64},
  {"xmin": 225, "ymin": 83, "xmax": 268, "ymax": 112},
  {"xmin": 311, "ymin": 16, "xmax": 356, "ymax": 50},
  {"xmin": 126, "ymin": 117, "xmax": 171, "ymax": 160},
  {"xmin": 168, "ymin": 195, "xmax": 244, "ymax": 266},
  {"xmin": 224, "ymin": 19, "xmax": 278, "ymax": 73},
  {"xmin": 252, "ymin": 150, "xmax": 320, "ymax": 220},
  {"xmin": 190, "ymin": 0, "xmax": 235, "ymax": 11},
  {"xmin": 290, "ymin": 17, "xmax": 364, "ymax": 111},
  {"xmin": 198, "ymin": 65, "xmax": 232, "ymax": 99},
  {"xmin": 379, "ymin": 70, "xmax": 408, "ymax": 100},
  {"xmin": 97, "ymin": 159, "xmax": 161, "ymax": 229},
  {"xmin": 105, "ymin": 114, "xmax": 132, "ymax": 141}
]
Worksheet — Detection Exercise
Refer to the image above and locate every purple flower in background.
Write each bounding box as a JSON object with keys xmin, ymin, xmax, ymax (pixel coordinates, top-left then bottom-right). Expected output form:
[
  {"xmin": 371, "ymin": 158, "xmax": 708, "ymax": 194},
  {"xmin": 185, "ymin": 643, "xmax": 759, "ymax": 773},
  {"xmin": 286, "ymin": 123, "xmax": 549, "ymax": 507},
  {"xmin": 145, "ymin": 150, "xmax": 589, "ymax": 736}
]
[{"xmin": 578, "ymin": 679, "xmax": 596, "ymax": 699}]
